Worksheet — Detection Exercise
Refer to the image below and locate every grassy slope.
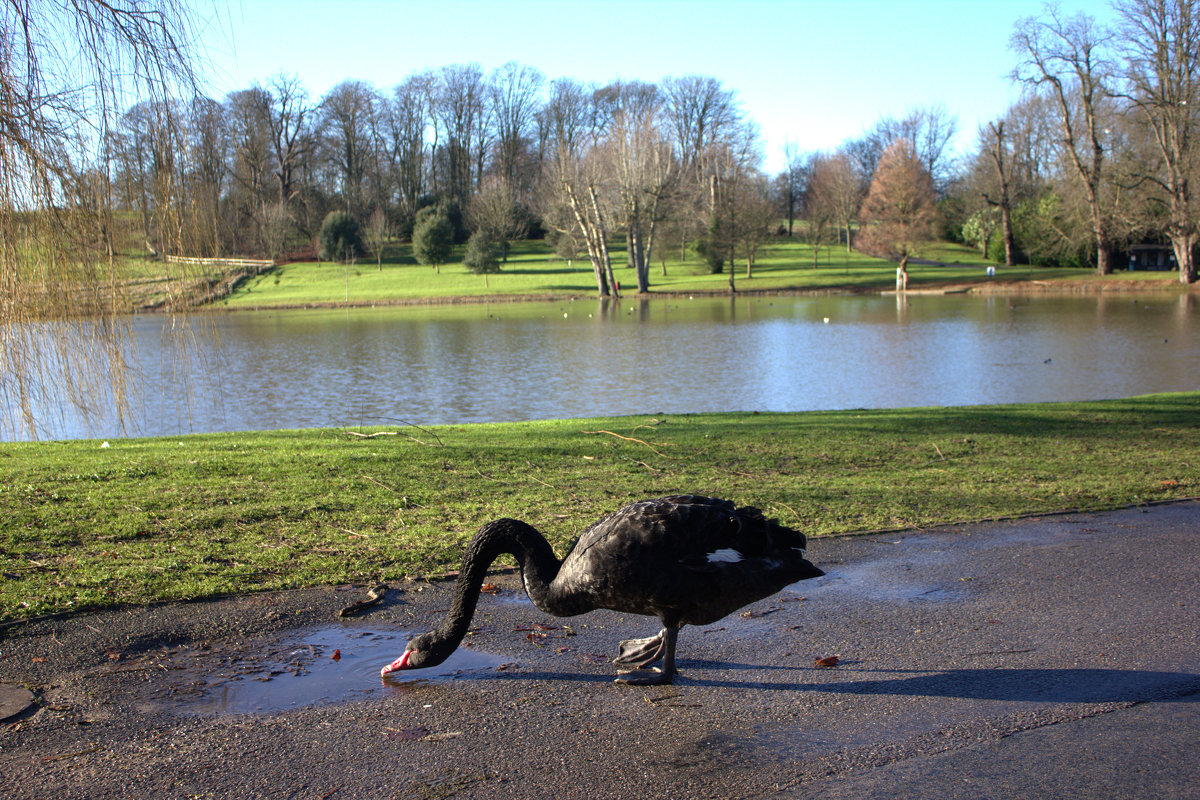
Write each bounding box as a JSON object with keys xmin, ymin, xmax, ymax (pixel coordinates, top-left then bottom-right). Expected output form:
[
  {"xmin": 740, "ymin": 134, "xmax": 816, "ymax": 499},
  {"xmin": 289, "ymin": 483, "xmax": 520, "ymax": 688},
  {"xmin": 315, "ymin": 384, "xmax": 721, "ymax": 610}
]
[
  {"xmin": 216, "ymin": 239, "xmax": 1180, "ymax": 309},
  {"xmin": 2, "ymin": 394, "xmax": 1197, "ymax": 622}
]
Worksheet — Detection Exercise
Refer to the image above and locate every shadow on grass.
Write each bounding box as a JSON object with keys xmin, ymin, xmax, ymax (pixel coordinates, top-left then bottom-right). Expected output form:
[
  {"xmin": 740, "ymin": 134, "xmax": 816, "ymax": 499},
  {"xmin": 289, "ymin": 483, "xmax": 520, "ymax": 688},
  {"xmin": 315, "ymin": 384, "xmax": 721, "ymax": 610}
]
[
  {"xmin": 490, "ymin": 266, "xmax": 592, "ymax": 276},
  {"xmin": 714, "ymin": 394, "xmax": 1200, "ymax": 441}
]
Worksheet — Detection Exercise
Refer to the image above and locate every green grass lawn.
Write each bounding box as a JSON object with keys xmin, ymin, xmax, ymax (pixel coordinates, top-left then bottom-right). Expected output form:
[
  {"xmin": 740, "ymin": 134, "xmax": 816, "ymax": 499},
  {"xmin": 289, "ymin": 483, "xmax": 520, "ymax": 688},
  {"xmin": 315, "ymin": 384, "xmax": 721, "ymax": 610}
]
[
  {"xmin": 2, "ymin": 394, "xmax": 1196, "ymax": 623},
  {"xmin": 217, "ymin": 238, "xmax": 1164, "ymax": 309}
]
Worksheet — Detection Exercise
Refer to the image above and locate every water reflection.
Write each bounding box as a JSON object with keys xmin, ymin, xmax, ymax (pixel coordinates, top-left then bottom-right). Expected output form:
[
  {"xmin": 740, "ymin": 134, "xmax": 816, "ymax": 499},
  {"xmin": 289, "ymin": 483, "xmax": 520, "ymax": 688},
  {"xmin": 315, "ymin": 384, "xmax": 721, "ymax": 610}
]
[{"xmin": 5, "ymin": 294, "xmax": 1198, "ymax": 441}]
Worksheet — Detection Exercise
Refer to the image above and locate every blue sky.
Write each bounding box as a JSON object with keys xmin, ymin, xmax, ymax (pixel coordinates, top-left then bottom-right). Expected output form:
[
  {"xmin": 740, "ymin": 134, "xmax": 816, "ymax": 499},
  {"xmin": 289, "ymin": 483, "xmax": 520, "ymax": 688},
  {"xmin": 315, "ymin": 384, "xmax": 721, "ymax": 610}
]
[{"xmin": 197, "ymin": 0, "xmax": 1114, "ymax": 173}]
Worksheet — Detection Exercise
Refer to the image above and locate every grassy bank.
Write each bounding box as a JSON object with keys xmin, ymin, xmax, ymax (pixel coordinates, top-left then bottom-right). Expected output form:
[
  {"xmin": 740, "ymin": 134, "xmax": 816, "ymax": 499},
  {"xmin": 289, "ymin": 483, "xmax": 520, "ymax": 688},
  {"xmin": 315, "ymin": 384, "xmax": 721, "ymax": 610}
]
[
  {"xmin": 1, "ymin": 394, "xmax": 1196, "ymax": 623},
  {"xmin": 217, "ymin": 239, "xmax": 1183, "ymax": 310}
]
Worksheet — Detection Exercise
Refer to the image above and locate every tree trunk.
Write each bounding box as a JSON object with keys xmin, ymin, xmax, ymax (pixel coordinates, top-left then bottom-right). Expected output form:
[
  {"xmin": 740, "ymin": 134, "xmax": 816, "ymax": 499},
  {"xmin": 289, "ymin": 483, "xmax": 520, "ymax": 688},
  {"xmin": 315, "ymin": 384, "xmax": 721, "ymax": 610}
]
[
  {"xmin": 1000, "ymin": 204, "xmax": 1015, "ymax": 267},
  {"xmin": 1169, "ymin": 175, "xmax": 1197, "ymax": 283},
  {"xmin": 589, "ymin": 185, "xmax": 619, "ymax": 299},
  {"xmin": 986, "ymin": 121, "xmax": 1016, "ymax": 267},
  {"xmin": 1172, "ymin": 233, "xmax": 1198, "ymax": 284},
  {"xmin": 727, "ymin": 240, "xmax": 736, "ymax": 293},
  {"xmin": 1096, "ymin": 234, "xmax": 1112, "ymax": 276},
  {"xmin": 628, "ymin": 200, "xmax": 649, "ymax": 294},
  {"xmin": 641, "ymin": 194, "xmax": 661, "ymax": 292},
  {"xmin": 564, "ymin": 186, "xmax": 610, "ymax": 297}
]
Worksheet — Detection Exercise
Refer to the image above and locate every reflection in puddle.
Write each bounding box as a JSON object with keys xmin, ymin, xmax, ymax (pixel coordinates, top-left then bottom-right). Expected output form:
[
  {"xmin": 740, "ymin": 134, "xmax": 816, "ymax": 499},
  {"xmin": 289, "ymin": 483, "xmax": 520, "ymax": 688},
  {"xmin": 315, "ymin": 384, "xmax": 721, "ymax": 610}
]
[{"xmin": 177, "ymin": 625, "xmax": 510, "ymax": 714}]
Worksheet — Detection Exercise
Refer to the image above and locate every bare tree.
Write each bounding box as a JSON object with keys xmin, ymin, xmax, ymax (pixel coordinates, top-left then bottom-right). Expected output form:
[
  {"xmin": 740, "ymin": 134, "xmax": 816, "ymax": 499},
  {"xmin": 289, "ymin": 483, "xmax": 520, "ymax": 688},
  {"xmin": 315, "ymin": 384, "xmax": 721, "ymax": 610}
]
[
  {"xmin": 662, "ymin": 76, "xmax": 740, "ymax": 211},
  {"xmin": 843, "ymin": 133, "xmax": 887, "ymax": 196},
  {"xmin": 662, "ymin": 75, "xmax": 738, "ymax": 180},
  {"xmin": 662, "ymin": 76, "xmax": 758, "ymax": 292},
  {"xmin": 432, "ymin": 64, "xmax": 489, "ymax": 205},
  {"xmin": 1012, "ymin": 6, "xmax": 1119, "ymax": 274},
  {"xmin": 115, "ymin": 100, "xmax": 180, "ymax": 256},
  {"xmin": 386, "ymin": 73, "xmax": 433, "ymax": 230},
  {"xmin": 468, "ymin": 174, "xmax": 527, "ymax": 262},
  {"xmin": 800, "ymin": 154, "xmax": 836, "ymax": 265},
  {"xmin": 542, "ymin": 78, "xmax": 618, "ymax": 297},
  {"xmin": 488, "ymin": 62, "xmax": 544, "ymax": 193},
  {"xmin": 181, "ymin": 96, "xmax": 226, "ymax": 258},
  {"xmin": 1007, "ymin": 93, "xmax": 1060, "ymax": 190},
  {"xmin": 869, "ymin": 104, "xmax": 961, "ymax": 193},
  {"xmin": 224, "ymin": 87, "xmax": 274, "ymax": 254},
  {"xmin": 265, "ymin": 73, "xmax": 315, "ymax": 211},
  {"xmin": 732, "ymin": 171, "xmax": 777, "ymax": 279},
  {"xmin": 1114, "ymin": 0, "xmax": 1200, "ymax": 283},
  {"xmin": 808, "ymin": 150, "xmax": 862, "ymax": 252},
  {"xmin": 777, "ymin": 142, "xmax": 809, "ymax": 237},
  {"xmin": 598, "ymin": 80, "xmax": 676, "ymax": 293},
  {"xmin": 707, "ymin": 121, "xmax": 763, "ymax": 292},
  {"xmin": 320, "ymin": 80, "xmax": 378, "ymax": 220},
  {"xmin": 982, "ymin": 118, "xmax": 1018, "ymax": 265}
]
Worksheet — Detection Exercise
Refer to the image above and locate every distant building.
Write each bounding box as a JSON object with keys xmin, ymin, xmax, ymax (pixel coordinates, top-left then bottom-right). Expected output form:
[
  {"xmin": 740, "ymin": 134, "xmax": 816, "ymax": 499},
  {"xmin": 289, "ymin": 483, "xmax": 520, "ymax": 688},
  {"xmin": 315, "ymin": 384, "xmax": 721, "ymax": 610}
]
[{"xmin": 1128, "ymin": 243, "xmax": 1175, "ymax": 271}]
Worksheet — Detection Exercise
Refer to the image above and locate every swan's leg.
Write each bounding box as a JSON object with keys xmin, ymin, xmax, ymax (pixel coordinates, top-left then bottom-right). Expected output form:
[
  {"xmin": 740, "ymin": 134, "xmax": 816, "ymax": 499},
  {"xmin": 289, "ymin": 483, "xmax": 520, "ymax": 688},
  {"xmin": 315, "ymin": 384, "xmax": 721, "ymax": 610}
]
[
  {"xmin": 613, "ymin": 629, "xmax": 666, "ymax": 667},
  {"xmin": 658, "ymin": 626, "xmax": 679, "ymax": 679},
  {"xmin": 614, "ymin": 627, "xmax": 679, "ymax": 686}
]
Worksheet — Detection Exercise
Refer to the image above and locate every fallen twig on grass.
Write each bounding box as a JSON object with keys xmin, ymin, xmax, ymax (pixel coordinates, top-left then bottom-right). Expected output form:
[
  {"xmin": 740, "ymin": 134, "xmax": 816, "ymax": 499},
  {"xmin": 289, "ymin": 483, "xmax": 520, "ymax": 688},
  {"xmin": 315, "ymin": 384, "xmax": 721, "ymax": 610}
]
[
  {"xmin": 582, "ymin": 429, "xmax": 669, "ymax": 457},
  {"xmin": 524, "ymin": 461, "xmax": 559, "ymax": 489},
  {"xmin": 474, "ymin": 465, "xmax": 507, "ymax": 483},
  {"xmin": 345, "ymin": 418, "xmax": 444, "ymax": 447},
  {"xmin": 769, "ymin": 500, "xmax": 802, "ymax": 522}
]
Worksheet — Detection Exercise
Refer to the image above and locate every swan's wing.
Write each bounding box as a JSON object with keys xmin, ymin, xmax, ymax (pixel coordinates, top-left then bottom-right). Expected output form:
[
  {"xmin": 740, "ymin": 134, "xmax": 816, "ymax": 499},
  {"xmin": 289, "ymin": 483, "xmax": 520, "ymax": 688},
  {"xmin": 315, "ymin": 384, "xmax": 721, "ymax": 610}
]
[{"xmin": 567, "ymin": 495, "xmax": 805, "ymax": 566}]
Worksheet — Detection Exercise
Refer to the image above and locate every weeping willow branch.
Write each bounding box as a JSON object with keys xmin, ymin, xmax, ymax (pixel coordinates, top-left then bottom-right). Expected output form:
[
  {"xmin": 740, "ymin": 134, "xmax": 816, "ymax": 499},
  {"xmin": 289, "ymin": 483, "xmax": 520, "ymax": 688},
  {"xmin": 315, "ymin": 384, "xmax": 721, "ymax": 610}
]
[{"xmin": 0, "ymin": 1, "xmax": 206, "ymax": 439}]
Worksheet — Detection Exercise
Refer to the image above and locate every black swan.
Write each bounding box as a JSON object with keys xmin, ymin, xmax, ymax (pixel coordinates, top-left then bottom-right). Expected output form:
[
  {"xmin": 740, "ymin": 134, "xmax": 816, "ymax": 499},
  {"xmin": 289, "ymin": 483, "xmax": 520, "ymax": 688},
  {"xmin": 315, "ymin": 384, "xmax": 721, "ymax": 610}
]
[{"xmin": 381, "ymin": 495, "xmax": 824, "ymax": 685}]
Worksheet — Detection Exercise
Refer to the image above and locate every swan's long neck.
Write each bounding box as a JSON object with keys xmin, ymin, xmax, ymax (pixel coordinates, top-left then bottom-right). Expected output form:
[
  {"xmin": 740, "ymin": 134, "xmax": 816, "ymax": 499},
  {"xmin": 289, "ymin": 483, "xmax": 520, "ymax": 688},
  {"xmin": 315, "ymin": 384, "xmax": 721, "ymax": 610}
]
[{"xmin": 434, "ymin": 518, "xmax": 564, "ymax": 647}]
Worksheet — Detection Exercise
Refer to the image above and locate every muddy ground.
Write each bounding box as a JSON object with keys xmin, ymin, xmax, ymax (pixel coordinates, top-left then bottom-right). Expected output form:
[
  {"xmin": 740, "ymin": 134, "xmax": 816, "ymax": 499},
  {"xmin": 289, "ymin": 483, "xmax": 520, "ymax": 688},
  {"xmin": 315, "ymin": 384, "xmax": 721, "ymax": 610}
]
[{"xmin": 2, "ymin": 502, "xmax": 1199, "ymax": 799}]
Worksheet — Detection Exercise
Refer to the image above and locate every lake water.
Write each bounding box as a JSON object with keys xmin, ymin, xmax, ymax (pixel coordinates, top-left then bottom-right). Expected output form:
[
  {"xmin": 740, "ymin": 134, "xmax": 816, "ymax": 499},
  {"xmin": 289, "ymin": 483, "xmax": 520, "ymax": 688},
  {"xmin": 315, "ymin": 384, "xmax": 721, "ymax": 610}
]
[{"xmin": 6, "ymin": 293, "xmax": 1199, "ymax": 441}]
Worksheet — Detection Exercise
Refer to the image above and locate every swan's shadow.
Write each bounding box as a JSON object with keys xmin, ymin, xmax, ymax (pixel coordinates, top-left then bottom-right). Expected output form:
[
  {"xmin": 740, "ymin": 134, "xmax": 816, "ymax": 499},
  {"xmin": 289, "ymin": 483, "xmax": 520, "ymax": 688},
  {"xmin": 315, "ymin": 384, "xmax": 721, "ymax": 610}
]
[{"xmin": 478, "ymin": 664, "xmax": 1200, "ymax": 704}]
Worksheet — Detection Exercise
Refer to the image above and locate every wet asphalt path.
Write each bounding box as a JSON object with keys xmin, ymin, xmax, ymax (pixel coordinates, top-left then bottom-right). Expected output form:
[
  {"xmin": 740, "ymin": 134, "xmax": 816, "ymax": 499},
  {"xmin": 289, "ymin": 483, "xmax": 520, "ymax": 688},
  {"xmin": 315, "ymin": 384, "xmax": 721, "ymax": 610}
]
[{"xmin": 1, "ymin": 501, "xmax": 1198, "ymax": 799}]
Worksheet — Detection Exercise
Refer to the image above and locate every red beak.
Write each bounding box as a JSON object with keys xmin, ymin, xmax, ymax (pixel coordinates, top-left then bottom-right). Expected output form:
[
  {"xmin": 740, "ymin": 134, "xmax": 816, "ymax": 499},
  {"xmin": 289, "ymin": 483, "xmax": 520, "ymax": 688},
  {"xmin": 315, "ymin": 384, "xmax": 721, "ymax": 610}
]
[{"xmin": 380, "ymin": 650, "xmax": 412, "ymax": 676}]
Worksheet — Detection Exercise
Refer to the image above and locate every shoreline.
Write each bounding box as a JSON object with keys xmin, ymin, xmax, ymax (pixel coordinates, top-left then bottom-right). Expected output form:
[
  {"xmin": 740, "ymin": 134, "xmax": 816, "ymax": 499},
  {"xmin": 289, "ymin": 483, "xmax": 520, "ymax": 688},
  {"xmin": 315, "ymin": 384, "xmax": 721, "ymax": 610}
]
[{"xmin": 192, "ymin": 275, "xmax": 1194, "ymax": 314}]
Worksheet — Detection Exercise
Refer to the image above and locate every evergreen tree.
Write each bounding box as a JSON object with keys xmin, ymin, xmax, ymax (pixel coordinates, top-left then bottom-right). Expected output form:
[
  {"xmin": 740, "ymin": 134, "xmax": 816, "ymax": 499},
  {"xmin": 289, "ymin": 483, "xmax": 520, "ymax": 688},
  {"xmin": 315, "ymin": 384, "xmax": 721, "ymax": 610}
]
[
  {"xmin": 412, "ymin": 210, "xmax": 453, "ymax": 273},
  {"xmin": 318, "ymin": 211, "xmax": 365, "ymax": 262}
]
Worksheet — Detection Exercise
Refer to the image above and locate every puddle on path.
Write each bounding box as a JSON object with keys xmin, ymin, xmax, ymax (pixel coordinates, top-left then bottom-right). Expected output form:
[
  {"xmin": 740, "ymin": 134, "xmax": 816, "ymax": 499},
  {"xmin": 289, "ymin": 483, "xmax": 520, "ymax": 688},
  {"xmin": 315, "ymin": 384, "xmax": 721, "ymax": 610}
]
[
  {"xmin": 808, "ymin": 563, "xmax": 966, "ymax": 604},
  {"xmin": 168, "ymin": 625, "xmax": 510, "ymax": 714}
]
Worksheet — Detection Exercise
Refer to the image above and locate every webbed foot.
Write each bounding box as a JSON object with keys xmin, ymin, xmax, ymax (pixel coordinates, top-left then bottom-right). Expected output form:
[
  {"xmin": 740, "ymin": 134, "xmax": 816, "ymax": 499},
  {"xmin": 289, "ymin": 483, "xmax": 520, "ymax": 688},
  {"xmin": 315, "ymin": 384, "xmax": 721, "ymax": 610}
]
[
  {"xmin": 614, "ymin": 631, "xmax": 666, "ymax": 667},
  {"xmin": 614, "ymin": 666, "xmax": 676, "ymax": 685}
]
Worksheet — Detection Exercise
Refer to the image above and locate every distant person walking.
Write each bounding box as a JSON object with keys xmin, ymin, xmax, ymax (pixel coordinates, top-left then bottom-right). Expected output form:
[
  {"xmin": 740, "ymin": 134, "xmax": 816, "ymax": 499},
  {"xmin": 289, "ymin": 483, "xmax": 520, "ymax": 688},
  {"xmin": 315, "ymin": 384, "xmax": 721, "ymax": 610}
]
[{"xmin": 896, "ymin": 263, "xmax": 909, "ymax": 292}]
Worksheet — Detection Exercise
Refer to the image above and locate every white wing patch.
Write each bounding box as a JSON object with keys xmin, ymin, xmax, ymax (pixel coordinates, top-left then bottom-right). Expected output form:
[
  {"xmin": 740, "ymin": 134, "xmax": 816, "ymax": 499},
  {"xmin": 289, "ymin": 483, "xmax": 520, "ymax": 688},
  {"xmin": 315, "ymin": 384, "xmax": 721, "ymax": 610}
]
[{"xmin": 706, "ymin": 548, "xmax": 744, "ymax": 564}]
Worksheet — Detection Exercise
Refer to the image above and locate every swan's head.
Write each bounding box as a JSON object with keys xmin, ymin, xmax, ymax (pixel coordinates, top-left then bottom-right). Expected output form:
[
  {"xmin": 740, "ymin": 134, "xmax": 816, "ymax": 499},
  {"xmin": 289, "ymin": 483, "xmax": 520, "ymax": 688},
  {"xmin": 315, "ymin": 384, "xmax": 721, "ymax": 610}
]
[{"xmin": 380, "ymin": 631, "xmax": 455, "ymax": 676}]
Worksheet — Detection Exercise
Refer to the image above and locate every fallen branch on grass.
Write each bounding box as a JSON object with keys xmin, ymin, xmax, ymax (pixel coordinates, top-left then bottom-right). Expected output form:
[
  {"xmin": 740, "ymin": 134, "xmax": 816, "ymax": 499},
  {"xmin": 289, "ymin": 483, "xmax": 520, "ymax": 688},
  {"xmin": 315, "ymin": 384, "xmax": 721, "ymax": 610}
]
[
  {"xmin": 582, "ymin": 429, "xmax": 669, "ymax": 457},
  {"xmin": 345, "ymin": 419, "xmax": 444, "ymax": 447}
]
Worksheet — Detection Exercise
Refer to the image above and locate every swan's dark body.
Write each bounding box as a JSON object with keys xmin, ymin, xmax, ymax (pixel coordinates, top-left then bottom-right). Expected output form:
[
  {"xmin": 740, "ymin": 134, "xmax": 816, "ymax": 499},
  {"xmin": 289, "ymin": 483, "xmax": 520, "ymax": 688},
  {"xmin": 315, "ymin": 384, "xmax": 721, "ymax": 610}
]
[{"xmin": 382, "ymin": 495, "xmax": 824, "ymax": 684}]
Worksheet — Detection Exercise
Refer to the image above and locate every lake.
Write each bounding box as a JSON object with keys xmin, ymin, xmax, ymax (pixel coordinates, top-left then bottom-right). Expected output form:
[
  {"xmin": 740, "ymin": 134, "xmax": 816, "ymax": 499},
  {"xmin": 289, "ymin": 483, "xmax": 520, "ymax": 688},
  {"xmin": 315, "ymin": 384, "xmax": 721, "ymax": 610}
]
[{"xmin": 6, "ymin": 293, "xmax": 1198, "ymax": 441}]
